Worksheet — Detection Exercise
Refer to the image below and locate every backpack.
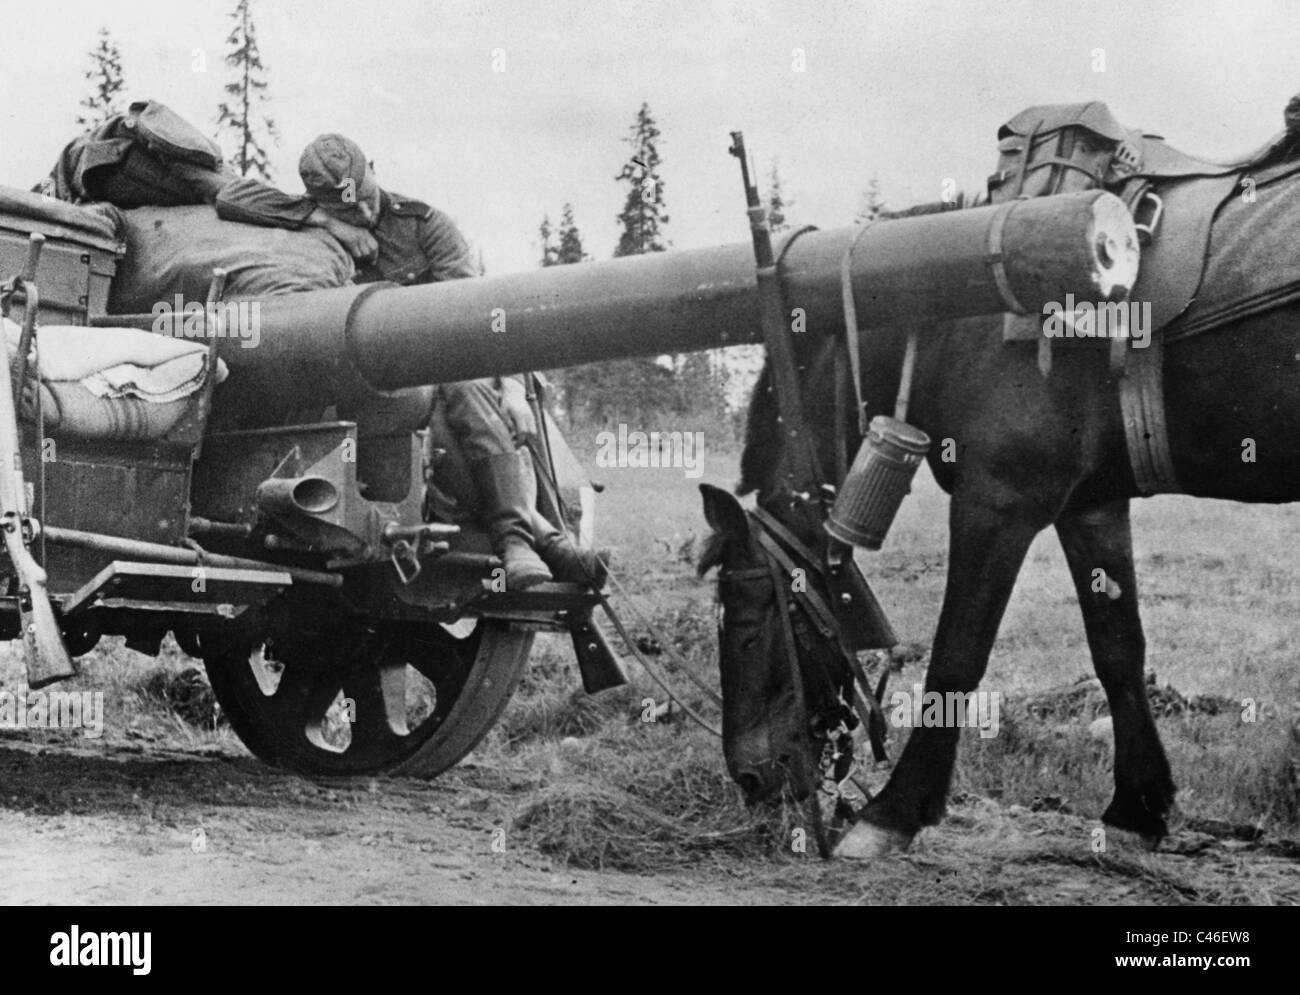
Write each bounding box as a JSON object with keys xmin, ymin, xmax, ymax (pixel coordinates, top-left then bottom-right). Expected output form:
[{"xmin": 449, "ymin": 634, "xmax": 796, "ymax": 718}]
[
  {"xmin": 121, "ymin": 101, "xmax": 224, "ymax": 172},
  {"xmin": 988, "ymin": 101, "xmax": 1136, "ymax": 204},
  {"xmin": 43, "ymin": 101, "xmax": 228, "ymax": 207}
]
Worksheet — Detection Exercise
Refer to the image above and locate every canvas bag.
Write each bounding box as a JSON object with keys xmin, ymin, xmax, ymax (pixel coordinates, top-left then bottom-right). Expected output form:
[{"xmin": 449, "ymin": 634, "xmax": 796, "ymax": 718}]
[
  {"xmin": 988, "ymin": 101, "xmax": 1133, "ymax": 203},
  {"xmin": 121, "ymin": 100, "xmax": 224, "ymax": 171}
]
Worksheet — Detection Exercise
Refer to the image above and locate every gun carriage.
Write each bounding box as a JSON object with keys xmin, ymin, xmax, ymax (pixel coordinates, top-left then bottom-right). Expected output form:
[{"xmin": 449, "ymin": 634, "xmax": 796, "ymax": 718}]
[{"xmin": 0, "ymin": 158, "xmax": 1138, "ymax": 779}]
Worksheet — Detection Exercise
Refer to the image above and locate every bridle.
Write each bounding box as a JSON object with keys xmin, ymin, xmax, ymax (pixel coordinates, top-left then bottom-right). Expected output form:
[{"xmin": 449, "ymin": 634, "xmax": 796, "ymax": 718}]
[
  {"xmin": 716, "ymin": 503, "xmax": 895, "ymax": 847},
  {"xmin": 712, "ymin": 144, "xmax": 909, "ymax": 854},
  {"xmin": 709, "ymin": 214, "xmax": 913, "ymax": 855}
]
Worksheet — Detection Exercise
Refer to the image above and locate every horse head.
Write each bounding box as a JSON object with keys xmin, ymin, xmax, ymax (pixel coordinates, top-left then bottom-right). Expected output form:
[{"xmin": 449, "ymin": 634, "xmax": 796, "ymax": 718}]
[
  {"xmin": 697, "ymin": 483, "xmax": 815, "ymax": 803},
  {"xmin": 698, "ymin": 482, "xmax": 859, "ymax": 806}
]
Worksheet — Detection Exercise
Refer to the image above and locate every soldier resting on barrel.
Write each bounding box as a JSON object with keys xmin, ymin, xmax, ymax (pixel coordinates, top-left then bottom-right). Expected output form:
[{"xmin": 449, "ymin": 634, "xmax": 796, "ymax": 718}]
[
  {"xmin": 41, "ymin": 104, "xmax": 605, "ymax": 590},
  {"xmin": 281, "ymin": 134, "xmax": 608, "ymax": 590}
]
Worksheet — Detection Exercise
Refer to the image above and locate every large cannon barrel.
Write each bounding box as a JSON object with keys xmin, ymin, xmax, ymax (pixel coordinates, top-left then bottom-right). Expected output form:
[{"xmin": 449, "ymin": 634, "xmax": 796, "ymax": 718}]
[{"xmin": 116, "ymin": 190, "xmax": 1137, "ymax": 397}]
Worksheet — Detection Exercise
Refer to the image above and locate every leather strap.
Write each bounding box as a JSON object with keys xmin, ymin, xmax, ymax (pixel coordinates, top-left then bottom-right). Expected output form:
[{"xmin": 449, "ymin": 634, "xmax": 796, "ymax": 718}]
[
  {"xmin": 1011, "ymin": 121, "xmax": 1039, "ymax": 196},
  {"xmin": 985, "ymin": 200, "xmax": 1027, "ymax": 315},
  {"xmin": 1164, "ymin": 276, "xmax": 1300, "ymax": 344},
  {"xmin": 840, "ymin": 221, "xmax": 877, "ymax": 435},
  {"xmin": 765, "ymin": 548, "xmax": 830, "ymax": 858},
  {"xmin": 1119, "ymin": 331, "xmax": 1182, "ymax": 495},
  {"xmin": 755, "ymin": 526, "xmax": 889, "ymax": 765},
  {"xmin": 752, "ymin": 505, "xmax": 825, "ymax": 577},
  {"xmin": 833, "ymin": 337, "xmax": 850, "ymax": 481},
  {"xmin": 756, "ymin": 531, "xmax": 836, "ymax": 637}
]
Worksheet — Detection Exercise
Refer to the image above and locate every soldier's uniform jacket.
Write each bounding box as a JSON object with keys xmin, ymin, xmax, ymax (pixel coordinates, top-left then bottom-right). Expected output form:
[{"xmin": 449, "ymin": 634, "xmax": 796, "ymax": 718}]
[
  {"xmin": 355, "ymin": 191, "xmax": 479, "ymax": 286},
  {"xmin": 216, "ymin": 183, "xmax": 477, "ymax": 287}
]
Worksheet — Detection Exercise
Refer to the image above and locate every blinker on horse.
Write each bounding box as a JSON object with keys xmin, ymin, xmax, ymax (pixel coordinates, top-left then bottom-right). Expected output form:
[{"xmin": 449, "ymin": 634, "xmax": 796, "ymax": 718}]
[{"xmin": 701, "ymin": 99, "xmax": 1300, "ymax": 858}]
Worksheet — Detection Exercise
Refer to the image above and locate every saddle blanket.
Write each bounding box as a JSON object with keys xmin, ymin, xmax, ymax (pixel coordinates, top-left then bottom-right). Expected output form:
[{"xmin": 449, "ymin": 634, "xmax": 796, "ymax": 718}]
[{"xmin": 1164, "ymin": 157, "xmax": 1300, "ymax": 342}]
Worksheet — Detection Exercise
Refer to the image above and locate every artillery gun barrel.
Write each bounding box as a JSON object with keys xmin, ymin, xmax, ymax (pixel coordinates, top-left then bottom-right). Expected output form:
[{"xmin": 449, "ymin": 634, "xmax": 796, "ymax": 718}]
[{"xmin": 113, "ymin": 190, "xmax": 1137, "ymax": 395}]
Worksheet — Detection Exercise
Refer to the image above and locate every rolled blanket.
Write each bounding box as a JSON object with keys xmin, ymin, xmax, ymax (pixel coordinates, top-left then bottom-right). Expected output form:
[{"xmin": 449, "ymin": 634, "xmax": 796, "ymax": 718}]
[
  {"xmin": 2, "ymin": 319, "xmax": 226, "ymax": 440},
  {"xmin": 36, "ymin": 381, "xmax": 196, "ymax": 440},
  {"xmin": 3, "ymin": 319, "xmax": 228, "ymax": 387}
]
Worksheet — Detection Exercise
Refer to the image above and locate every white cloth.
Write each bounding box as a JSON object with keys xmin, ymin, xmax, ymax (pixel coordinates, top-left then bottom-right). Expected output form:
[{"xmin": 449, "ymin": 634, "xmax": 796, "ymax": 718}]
[{"xmin": 2, "ymin": 317, "xmax": 227, "ymax": 401}]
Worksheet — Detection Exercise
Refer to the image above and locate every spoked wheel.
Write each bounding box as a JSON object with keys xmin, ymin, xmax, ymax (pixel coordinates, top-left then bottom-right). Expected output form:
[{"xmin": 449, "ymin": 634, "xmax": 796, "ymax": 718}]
[{"xmin": 202, "ymin": 619, "xmax": 532, "ymax": 778}]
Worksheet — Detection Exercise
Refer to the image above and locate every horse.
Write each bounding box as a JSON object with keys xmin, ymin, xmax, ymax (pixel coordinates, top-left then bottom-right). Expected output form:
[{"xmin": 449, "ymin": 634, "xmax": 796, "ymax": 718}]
[{"xmin": 698, "ymin": 175, "xmax": 1300, "ymax": 859}]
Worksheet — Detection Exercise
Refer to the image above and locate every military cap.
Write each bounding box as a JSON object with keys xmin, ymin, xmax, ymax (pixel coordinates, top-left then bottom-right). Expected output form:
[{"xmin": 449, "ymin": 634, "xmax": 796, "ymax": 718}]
[{"xmin": 298, "ymin": 133, "xmax": 378, "ymax": 205}]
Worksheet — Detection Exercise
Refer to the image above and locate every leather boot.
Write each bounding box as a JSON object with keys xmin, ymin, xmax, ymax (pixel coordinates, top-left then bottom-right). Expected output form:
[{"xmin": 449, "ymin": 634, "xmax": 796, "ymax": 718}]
[
  {"xmin": 532, "ymin": 517, "xmax": 611, "ymax": 588},
  {"xmin": 470, "ymin": 451, "xmax": 552, "ymax": 590},
  {"xmin": 518, "ymin": 464, "xmax": 611, "ymax": 588}
]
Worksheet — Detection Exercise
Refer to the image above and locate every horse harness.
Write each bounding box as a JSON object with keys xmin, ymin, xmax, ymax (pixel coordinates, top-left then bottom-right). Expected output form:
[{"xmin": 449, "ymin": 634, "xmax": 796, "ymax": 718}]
[{"xmin": 992, "ymin": 100, "xmax": 1300, "ymax": 496}]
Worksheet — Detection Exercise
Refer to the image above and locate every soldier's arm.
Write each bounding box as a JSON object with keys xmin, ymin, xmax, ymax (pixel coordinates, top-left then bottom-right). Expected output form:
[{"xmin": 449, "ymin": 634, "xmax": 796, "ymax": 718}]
[
  {"xmin": 418, "ymin": 207, "xmax": 480, "ymax": 282},
  {"xmin": 216, "ymin": 177, "xmax": 377, "ymax": 259},
  {"xmin": 214, "ymin": 176, "xmax": 317, "ymax": 228}
]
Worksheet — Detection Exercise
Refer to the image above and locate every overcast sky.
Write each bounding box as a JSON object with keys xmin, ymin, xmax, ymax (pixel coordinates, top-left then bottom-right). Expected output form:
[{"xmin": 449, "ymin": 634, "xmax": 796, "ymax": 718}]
[{"xmin": 2, "ymin": 0, "xmax": 1297, "ymax": 274}]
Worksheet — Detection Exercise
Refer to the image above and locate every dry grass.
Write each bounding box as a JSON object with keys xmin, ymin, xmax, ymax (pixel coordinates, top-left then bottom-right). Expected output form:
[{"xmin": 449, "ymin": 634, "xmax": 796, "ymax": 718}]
[
  {"xmin": 3, "ymin": 436, "xmax": 1297, "ymax": 899},
  {"xmin": 491, "ymin": 453, "xmax": 1300, "ymax": 878}
]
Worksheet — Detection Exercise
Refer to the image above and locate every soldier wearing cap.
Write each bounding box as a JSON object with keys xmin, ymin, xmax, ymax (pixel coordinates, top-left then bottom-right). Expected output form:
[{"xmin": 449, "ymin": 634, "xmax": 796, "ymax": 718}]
[
  {"xmin": 42, "ymin": 110, "xmax": 602, "ymax": 589},
  {"xmin": 40, "ymin": 101, "xmax": 381, "ymax": 263},
  {"xmin": 282, "ymin": 134, "xmax": 605, "ymax": 590}
]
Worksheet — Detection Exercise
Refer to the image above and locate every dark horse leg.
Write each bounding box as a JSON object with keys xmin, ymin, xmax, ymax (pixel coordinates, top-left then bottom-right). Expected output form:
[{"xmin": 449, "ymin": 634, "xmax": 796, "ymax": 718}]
[
  {"xmin": 1054, "ymin": 498, "xmax": 1175, "ymax": 839},
  {"xmin": 837, "ymin": 487, "xmax": 1047, "ymax": 858}
]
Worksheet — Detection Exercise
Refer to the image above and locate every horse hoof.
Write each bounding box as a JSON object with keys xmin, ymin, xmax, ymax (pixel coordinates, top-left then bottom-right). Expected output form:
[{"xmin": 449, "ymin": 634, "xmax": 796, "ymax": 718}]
[{"xmin": 834, "ymin": 822, "xmax": 912, "ymax": 861}]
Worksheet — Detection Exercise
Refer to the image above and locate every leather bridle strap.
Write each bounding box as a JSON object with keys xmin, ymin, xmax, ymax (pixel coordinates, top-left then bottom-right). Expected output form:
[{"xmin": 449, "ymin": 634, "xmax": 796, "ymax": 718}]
[
  {"xmin": 754, "ymin": 526, "xmax": 889, "ymax": 762},
  {"xmin": 752, "ymin": 505, "xmax": 826, "ymax": 579},
  {"xmin": 755, "ymin": 531, "xmax": 835, "ymax": 636},
  {"xmin": 765, "ymin": 546, "xmax": 831, "ymax": 859}
]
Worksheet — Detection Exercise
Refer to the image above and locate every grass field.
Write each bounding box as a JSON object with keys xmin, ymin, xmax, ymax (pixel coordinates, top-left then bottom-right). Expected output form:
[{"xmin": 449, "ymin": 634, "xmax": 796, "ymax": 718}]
[
  {"xmin": 488, "ymin": 434, "xmax": 1300, "ymax": 873},
  {"xmin": 3, "ymin": 432, "xmax": 1296, "ymax": 900}
]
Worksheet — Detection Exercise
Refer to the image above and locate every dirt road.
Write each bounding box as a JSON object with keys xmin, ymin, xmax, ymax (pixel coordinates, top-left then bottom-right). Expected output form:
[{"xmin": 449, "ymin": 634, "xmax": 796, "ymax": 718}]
[{"xmin": 2, "ymin": 737, "xmax": 1294, "ymax": 905}]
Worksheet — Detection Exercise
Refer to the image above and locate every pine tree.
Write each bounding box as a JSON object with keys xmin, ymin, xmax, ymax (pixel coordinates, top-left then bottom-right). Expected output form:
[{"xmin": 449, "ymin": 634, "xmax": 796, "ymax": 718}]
[
  {"xmin": 554, "ymin": 105, "xmax": 675, "ymax": 427},
  {"xmin": 538, "ymin": 214, "xmax": 558, "ymax": 268},
  {"xmin": 540, "ymin": 205, "xmax": 587, "ymax": 270},
  {"xmin": 215, "ymin": 0, "xmax": 279, "ymax": 180},
  {"xmin": 614, "ymin": 103, "xmax": 670, "ymax": 256},
  {"xmin": 556, "ymin": 203, "xmax": 587, "ymax": 264},
  {"xmin": 576, "ymin": 104, "xmax": 676, "ymax": 425},
  {"xmin": 76, "ymin": 28, "xmax": 125, "ymax": 130},
  {"xmin": 855, "ymin": 175, "xmax": 886, "ymax": 224},
  {"xmin": 767, "ymin": 158, "xmax": 790, "ymax": 233}
]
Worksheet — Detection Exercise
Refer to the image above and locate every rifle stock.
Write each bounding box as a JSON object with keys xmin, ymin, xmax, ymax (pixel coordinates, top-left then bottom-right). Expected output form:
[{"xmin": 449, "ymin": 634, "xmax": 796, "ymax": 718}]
[
  {"xmin": 0, "ymin": 252, "xmax": 75, "ymax": 688},
  {"xmin": 2, "ymin": 527, "xmax": 75, "ymax": 688}
]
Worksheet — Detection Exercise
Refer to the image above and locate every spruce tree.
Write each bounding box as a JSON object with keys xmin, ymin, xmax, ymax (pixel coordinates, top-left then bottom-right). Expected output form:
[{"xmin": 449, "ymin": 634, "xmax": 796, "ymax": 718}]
[
  {"xmin": 76, "ymin": 28, "xmax": 125, "ymax": 130},
  {"xmin": 590, "ymin": 103, "xmax": 676, "ymax": 425},
  {"xmin": 614, "ymin": 103, "xmax": 670, "ymax": 256},
  {"xmin": 215, "ymin": 0, "xmax": 279, "ymax": 180},
  {"xmin": 538, "ymin": 214, "xmax": 558, "ymax": 268},
  {"xmin": 767, "ymin": 158, "xmax": 789, "ymax": 233},
  {"xmin": 855, "ymin": 175, "xmax": 886, "ymax": 224},
  {"xmin": 556, "ymin": 204, "xmax": 587, "ymax": 264}
]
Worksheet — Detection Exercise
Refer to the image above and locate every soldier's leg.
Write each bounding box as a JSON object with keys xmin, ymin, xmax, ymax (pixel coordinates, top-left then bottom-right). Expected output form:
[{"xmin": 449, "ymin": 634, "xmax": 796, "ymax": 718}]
[
  {"xmin": 522, "ymin": 476, "xmax": 610, "ymax": 588},
  {"xmin": 439, "ymin": 379, "xmax": 551, "ymax": 590}
]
